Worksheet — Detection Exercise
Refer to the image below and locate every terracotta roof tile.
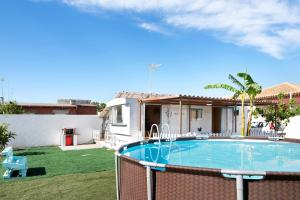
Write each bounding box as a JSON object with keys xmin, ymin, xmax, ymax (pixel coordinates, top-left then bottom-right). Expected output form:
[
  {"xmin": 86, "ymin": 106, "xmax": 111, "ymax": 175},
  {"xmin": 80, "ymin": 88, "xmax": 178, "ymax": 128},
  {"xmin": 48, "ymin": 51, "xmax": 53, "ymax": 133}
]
[{"xmin": 257, "ymin": 82, "xmax": 300, "ymax": 98}]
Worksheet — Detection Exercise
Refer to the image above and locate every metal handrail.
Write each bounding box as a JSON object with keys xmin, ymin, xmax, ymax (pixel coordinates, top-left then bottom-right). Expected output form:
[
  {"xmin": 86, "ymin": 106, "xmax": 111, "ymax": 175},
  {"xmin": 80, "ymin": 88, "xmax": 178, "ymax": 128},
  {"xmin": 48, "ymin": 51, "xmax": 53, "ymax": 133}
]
[
  {"xmin": 161, "ymin": 124, "xmax": 174, "ymax": 140},
  {"xmin": 149, "ymin": 124, "xmax": 160, "ymax": 142}
]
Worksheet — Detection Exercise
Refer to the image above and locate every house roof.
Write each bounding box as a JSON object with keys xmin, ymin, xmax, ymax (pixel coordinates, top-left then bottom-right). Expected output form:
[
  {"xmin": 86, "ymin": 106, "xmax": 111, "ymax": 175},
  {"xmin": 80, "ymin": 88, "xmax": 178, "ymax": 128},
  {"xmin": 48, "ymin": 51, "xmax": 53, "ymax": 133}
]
[
  {"xmin": 256, "ymin": 82, "xmax": 300, "ymax": 100},
  {"xmin": 142, "ymin": 94, "xmax": 238, "ymax": 106},
  {"xmin": 115, "ymin": 91, "xmax": 176, "ymax": 99},
  {"xmin": 19, "ymin": 103, "xmax": 76, "ymax": 107},
  {"xmin": 114, "ymin": 91, "xmax": 271, "ymax": 106},
  {"xmin": 99, "ymin": 91, "xmax": 274, "ymax": 117},
  {"xmin": 18, "ymin": 103, "xmax": 96, "ymax": 108}
]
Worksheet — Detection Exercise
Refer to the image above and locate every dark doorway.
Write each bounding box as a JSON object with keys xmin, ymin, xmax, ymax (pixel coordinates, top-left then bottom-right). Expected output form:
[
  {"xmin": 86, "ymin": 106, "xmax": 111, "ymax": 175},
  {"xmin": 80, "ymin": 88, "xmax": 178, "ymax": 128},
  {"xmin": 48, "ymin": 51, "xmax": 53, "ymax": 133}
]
[
  {"xmin": 145, "ymin": 105, "xmax": 161, "ymax": 138},
  {"xmin": 212, "ymin": 107, "xmax": 222, "ymax": 133}
]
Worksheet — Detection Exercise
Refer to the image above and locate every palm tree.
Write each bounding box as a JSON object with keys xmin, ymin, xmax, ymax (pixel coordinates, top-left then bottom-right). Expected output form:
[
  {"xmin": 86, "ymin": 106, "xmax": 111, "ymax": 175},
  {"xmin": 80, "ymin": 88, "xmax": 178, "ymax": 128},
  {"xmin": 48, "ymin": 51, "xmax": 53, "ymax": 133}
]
[
  {"xmin": 204, "ymin": 74, "xmax": 247, "ymax": 136},
  {"xmin": 237, "ymin": 73, "xmax": 262, "ymax": 136},
  {"xmin": 205, "ymin": 72, "xmax": 262, "ymax": 136}
]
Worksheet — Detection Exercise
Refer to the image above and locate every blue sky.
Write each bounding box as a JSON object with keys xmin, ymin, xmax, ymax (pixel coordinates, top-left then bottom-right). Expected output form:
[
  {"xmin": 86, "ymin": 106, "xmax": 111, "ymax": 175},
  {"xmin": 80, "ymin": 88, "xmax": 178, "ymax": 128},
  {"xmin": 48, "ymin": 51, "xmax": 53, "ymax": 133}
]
[{"xmin": 0, "ymin": 0, "xmax": 300, "ymax": 103}]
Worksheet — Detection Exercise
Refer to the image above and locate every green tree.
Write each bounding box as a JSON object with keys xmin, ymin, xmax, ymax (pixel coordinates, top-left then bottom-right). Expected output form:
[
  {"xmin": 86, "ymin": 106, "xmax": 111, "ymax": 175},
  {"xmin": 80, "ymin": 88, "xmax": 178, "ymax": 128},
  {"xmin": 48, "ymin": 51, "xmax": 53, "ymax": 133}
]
[
  {"xmin": 0, "ymin": 123, "xmax": 16, "ymax": 149},
  {"xmin": 91, "ymin": 102, "xmax": 106, "ymax": 112},
  {"xmin": 205, "ymin": 72, "xmax": 262, "ymax": 136},
  {"xmin": 0, "ymin": 101, "xmax": 24, "ymax": 114},
  {"xmin": 237, "ymin": 73, "xmax": 262, "ymax": 136},
  {"xmin": 255, "ymin": 93, "xmax": 299, "ymax": 131},
  {"xmin": 205, "ymin": 74, "xmax": 246, "ymax": 136},
  {"xmin": 296, "ymin": 107, "xmax": 300, "ymax": 115}
]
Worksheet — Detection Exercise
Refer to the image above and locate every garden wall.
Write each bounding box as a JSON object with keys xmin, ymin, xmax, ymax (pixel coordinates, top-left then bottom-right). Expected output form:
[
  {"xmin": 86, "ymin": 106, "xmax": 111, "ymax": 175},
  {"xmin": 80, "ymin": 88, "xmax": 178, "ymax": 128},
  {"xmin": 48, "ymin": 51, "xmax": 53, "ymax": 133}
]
[
  {"xmin": 285, "ymin": 116, "xmax": 300, "ymax": 139},
  {"xmin": 0, "ymin": 114, "xmax": 102, "ymax": 148}
]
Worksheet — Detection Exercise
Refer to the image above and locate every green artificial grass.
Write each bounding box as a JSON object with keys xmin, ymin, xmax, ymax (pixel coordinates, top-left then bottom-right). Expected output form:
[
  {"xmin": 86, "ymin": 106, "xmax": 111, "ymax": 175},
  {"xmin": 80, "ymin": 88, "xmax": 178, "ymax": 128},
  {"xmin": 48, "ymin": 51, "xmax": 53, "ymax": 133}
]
[
  {"xmin": 0, "ymin": 146, "xmax": 116, "ymax": 200},
  {"xmin": 0, "ymin": 171, "xmax": 116, "ymax": 200}
]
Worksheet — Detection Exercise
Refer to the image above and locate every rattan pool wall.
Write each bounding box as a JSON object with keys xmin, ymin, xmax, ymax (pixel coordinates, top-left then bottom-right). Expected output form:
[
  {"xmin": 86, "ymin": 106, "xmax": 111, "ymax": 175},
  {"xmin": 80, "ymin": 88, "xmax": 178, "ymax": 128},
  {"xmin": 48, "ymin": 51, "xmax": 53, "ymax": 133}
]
[{"xmin": 117, "ymin": 137, "xmax": 300, "ymax": 200}]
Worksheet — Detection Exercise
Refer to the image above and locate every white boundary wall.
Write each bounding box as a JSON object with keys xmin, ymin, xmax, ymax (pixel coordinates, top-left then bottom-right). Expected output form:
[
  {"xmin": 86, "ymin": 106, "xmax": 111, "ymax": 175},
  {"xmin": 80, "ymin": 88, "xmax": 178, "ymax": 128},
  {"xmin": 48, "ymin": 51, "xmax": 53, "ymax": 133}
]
[
  {"xmin": 0, "ymin": 114, "xmax": 102, "ymax": 148},
  {"xmin": 285, "ymin": 116, "xmax": 300, "ymax": 139}
]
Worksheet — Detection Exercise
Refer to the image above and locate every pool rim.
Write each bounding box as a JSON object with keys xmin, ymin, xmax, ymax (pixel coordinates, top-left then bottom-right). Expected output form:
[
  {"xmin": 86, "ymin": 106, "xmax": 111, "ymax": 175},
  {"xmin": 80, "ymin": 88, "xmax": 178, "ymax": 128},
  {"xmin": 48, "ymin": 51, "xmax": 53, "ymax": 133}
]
[{"xmin": 117, "ymin": 136, "xmax": 300, "ymax": 175}]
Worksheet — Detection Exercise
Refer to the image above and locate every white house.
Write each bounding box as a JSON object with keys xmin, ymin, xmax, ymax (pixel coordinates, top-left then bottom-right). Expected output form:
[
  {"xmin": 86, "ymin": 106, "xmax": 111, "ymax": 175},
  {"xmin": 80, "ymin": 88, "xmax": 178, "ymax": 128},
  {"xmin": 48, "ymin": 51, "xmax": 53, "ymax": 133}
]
[{"xmin": 104, "ymin": 92, "xmax": 249, "ymax": 148}]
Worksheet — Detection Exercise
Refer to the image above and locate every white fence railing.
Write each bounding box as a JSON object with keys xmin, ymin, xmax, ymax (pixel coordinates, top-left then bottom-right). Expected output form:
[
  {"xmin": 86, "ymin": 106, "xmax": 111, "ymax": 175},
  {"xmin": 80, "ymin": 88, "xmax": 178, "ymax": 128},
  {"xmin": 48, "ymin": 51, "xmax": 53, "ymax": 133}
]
[{"xmin": 195, "ymin": 130, "xmax": 282, "ymax": 137}]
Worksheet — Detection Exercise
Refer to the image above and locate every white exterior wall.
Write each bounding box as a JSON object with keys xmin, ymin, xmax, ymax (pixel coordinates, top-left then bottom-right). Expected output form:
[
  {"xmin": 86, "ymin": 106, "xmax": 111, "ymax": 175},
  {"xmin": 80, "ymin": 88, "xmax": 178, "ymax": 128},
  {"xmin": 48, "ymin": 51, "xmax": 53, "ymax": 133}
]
[
  {"xmin": 220, "ymin": 107, "xmax": 234, "ymax": 133},
  {"xmin": 0, "ymin": 115, "xmax": 102, "ymax": 148},
  {"xmin": 161, "ymin": 105, "xmax": 188, "ymax": 134},
  {"xmin": 236, "ymin": 106, "xmax": 249, "ymax": 134},
  {"xmin": 161, "ymin": 105, "xmax": 213, "ymax": 134},
  {"xmin": 189, "ymin": 105, "xmax": 212, "ymax": 133},
  {"xmin": 108, "ymin": 98, "xmax": 141, "ymax": 146}
]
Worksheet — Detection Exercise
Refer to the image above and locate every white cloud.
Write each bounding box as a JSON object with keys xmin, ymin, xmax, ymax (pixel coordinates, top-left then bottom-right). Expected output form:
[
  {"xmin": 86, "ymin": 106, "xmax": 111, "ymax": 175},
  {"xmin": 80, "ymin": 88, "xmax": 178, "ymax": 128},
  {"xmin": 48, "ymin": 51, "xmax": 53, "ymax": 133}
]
[
  {"xmin": 139, "ymin": 22, "xmax": 171, "ymax": 35},
  {"xmin": 56, "ymin": 0, "xmax": 300, "ymax": 58}
]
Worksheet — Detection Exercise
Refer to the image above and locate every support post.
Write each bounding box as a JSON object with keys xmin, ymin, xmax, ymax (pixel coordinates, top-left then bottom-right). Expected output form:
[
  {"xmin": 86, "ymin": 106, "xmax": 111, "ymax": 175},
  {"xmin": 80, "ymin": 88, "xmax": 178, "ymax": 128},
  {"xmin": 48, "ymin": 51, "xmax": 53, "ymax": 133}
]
[
  {"xmin": 179, "ymin": 99, "xmax": 182, "ymax": 135},
  {"xmin": 146, "ymin": 166, "xmax": 153, "ymax": 200},
  {"xmin": 138, "ymin": 101, "xmax": 142, "ymax": 140},
  {"xmin": 115, "ymin": 154, "xmax": 120, "ymax": 200},
  {"xmin": 236, "ymin": 175, "xmax": 244, "ymax": 200},
  {"xmin": 188, "ymin": 105, "xmax": 191, "ymax": 132},
  {"xmin": 234, "ymin": 103, "xmax": 237, "ymax": 133},
  {"xmin": 221, "ymin": 169, "xmax": 266, "ymax": 200},
  {"xmin": 141, "ymin": 103, "xmax": 146, "ymax": 139},
  {"xmin": 274, "ymin": 103, "xmax": 278, "ymax": 134}
]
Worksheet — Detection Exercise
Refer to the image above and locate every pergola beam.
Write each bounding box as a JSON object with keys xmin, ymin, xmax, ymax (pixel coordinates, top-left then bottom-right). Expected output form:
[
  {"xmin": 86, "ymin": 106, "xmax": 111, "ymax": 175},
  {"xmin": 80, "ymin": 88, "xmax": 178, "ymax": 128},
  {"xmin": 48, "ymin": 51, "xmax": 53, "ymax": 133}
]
[{"xmin": 142, "ymin": 97, "xmax": 275, "ymax": 106}]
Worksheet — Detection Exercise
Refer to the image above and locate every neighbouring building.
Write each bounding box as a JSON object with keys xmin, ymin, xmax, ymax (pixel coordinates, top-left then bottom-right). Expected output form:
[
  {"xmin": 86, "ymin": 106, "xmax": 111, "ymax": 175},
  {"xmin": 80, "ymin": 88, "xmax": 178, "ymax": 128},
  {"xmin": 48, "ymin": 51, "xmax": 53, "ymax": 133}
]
[
  {"xmin": 256, "ymin": 82, "xmax": 300, "ymax": 105},
  {"xmin": 19, "ymin": 99, "xmax": 97, "ymax": 115}
]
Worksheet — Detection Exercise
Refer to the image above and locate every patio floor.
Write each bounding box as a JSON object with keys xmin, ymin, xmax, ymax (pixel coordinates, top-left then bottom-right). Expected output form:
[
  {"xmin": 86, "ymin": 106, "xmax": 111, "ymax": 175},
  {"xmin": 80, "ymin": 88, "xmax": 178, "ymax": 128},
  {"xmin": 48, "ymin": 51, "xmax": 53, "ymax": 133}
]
[{"xmin": 59, "ymin": 141, "xmax": 106, "ymax": 151}]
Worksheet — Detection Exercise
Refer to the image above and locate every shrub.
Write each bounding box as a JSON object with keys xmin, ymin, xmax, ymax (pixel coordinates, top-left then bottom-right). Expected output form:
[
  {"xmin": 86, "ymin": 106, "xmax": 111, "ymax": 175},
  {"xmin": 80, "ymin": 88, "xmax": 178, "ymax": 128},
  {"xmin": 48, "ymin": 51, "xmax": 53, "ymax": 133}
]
[
  {"xmin": 0, "ymin": 123, "xmax": 16, "ymax": 149},
  {"xmin": 255, "ymin": 93, "xmax": 300, "ymax": 131},
  {"xmin": 0, "ymin": 101, "xmax": 24, "ymax": 114}
]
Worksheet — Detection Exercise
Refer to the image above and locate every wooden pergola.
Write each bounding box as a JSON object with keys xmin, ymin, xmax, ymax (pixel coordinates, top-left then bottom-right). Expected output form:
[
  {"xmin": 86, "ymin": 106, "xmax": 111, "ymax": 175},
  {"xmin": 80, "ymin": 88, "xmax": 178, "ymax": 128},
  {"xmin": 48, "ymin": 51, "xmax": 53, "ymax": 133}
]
[{"xmin": 141, "ymin": 95, "xmax": 275, "ymax": 135}]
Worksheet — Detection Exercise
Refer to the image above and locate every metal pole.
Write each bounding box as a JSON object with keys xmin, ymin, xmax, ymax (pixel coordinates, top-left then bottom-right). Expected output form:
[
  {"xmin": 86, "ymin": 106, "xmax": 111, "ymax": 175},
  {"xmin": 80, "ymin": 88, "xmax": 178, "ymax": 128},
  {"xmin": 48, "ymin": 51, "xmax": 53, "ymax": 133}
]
[
  {"xmin": 188, "ymin": 105, "xmax": 191, "ymax": 132},
  {"xmin": 274, "ymin": 103, "xmax": 278, "ymax": 134},
  {"xmin": 146, "ymin": 166, "xmax": 153, "ymax": 200},
  {"xmin": 234, "ymin": 103, "xmax": 237, "ymax": 133},
  {"xmin": 236, "ymin": 175, "xmax": 244, "ymax": 200},
  {"xmin": 179, "ymin": 99, "xmax": 182, "ymax": 135},
  {"xmin": 138, "ymin": 101, "xmax": 142, "ymax": 139},
  {"xmin": 0, "ymin": 78, "xmax": 4, "ymax": 104},
  {"xmin": 115, "ymin": 154, "xmax": 120, "ymax": 200},
  {"xmin": 221, "ymin": 169, "xmax": 266, "ymax": 200},
  {"xmin": 148, "ymin": 64, "xmax": 161, "ymax": 93}
]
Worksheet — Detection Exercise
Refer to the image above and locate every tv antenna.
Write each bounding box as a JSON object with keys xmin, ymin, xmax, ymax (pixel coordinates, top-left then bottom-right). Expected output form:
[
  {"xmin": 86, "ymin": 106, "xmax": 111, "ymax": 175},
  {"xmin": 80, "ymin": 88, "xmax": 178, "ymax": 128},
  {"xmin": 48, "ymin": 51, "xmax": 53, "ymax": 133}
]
[
  {"xmin": 0, "ymin": 78, "xmax": 4, "ymax": 104},
  {"xmin": 148, "ymin": 64, "xmax": 161, "ymax": 93}
]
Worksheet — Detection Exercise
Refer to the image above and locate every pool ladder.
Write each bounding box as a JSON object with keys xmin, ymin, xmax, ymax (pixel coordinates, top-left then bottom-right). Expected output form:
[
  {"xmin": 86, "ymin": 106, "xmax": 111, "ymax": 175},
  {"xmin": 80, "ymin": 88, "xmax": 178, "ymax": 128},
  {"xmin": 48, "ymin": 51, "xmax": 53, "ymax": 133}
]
[
  {"xmin": 149, "ymin": 124, "xmax": 175, "ymax": 161},
  {"xmin": 149, "ymin": 124, "xmax": 175, "ymax": 143}
]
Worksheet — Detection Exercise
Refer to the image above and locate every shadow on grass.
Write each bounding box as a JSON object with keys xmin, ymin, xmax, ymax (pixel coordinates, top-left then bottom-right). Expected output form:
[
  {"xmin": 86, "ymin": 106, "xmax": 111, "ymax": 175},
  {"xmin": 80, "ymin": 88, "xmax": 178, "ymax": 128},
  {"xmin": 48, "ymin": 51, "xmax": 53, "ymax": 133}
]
[
  {"xmin": 27, "ymin": 167, "xmax": 47, "ymax": 177},
  {"xmin": 15, "ymin": 152, "xmax": 46, "ymax": 156},
  {"xmin": 10, "ymin": 167, "xmax": 47, "ymax": 178}
]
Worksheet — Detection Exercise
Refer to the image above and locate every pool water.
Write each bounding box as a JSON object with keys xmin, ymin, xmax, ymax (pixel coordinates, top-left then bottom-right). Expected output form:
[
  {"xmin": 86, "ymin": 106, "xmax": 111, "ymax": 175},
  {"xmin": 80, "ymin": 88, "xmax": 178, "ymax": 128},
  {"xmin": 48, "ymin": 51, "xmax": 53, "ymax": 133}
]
[{"xmin": 121, "ymin": 139, "xmax": 300, "ymax": 172}]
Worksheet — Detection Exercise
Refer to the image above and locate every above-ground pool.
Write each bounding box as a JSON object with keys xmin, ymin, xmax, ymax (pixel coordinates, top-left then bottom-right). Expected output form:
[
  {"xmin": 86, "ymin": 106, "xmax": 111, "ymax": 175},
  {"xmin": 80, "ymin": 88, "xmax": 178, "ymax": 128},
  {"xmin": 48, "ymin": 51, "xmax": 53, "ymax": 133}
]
[
  {"xmin": 115, "ymin": 137, "xmax": 300, "ymax": 200},
  {"xmin": 121, "ymin": 139, "xmax": 300, "ymax": 173}
]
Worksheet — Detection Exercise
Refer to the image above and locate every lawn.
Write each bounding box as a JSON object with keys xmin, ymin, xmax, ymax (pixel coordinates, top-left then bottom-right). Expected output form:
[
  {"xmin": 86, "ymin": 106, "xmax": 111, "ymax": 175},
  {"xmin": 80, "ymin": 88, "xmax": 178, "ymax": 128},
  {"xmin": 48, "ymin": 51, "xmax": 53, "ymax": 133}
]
[{"xmin": 0, "ymin": 147, "xmax": 116, "ymax": 200}]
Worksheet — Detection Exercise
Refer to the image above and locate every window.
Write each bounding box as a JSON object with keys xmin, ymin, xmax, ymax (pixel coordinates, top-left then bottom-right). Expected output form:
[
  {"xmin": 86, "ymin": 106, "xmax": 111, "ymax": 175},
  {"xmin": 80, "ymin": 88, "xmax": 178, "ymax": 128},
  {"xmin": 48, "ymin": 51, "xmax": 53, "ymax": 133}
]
[
  {"xmin": 191, "ymin": 108, "xmax": 203, "ymax": 120},
  {"xmin": 111, "ymin": 105, "xmax": 123, "ymax": 124}
]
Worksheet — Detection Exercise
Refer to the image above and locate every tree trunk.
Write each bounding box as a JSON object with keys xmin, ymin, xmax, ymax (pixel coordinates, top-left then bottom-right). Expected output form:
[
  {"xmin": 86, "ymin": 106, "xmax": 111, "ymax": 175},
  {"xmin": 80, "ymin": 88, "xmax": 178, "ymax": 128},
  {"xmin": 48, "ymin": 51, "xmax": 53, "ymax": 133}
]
[
  {"xmin": 241, "ymin": 94, "xmax": 245, "ymax": 136},
  {"xmin": 247, "ymin": 99, "xmax": 253, "ymax": 136}
]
